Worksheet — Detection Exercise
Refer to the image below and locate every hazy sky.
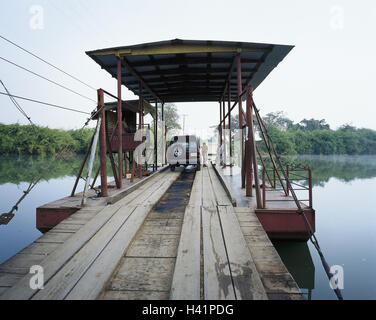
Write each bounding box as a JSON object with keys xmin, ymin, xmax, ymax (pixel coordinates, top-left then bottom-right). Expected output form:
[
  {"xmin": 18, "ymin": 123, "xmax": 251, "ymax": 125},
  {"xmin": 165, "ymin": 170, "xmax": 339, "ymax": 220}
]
[{"xmin": 1, "ymin": 0, "xmax": 375, "ymax": 137}]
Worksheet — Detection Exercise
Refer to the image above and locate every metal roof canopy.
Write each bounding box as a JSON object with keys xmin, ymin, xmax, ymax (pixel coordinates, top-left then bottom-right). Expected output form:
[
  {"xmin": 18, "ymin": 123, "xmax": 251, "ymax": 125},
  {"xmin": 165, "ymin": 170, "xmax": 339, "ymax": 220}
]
[{"xmin": 86, "ymin": 39, "xmax": 293, "ymax": 103}]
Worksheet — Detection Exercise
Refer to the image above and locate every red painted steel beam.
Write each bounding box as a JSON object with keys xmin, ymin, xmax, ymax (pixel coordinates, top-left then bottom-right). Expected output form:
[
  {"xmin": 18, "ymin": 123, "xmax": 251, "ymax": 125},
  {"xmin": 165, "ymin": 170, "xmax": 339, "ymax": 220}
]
[
  {"xmin": 138, "ymin": 82, "xmax": 143, "ymax": 179},
  {"xmin": 222, "ymin": 98, "xmax": 226, "ymax": 166},
  {"xmin": 97, "ymin": 89, "xmax": 108, "ymax": 197},
  {"xmin": 237, "ymin": 54, "xmax": 245, "ymax": 188},
  {"xmin": 227, "ymin": 83, "xmax": 232, "ymax": 161},
  {"xmin": 246, "ymin": 87, "xmax": 262, "ymax": 208},
  {"xmin": 117, "ymin": 58, "xmax": 123, "ymax": 188}
]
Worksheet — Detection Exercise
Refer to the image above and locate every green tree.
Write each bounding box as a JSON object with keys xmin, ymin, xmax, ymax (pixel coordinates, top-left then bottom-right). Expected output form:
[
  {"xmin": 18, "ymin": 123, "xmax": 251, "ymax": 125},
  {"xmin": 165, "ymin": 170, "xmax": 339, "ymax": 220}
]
[{"xmin": 157, "ymin": 103, "xmax": 181, "ymax": 132}]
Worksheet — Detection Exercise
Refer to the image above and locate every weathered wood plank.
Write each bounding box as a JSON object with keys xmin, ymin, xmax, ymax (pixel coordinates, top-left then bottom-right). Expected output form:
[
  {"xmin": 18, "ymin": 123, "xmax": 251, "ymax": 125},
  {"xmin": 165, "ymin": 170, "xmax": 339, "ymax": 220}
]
[
  {"xmin": 202, "ymin": 205, "xmax": 235, "ymax": 300},
  {"xmin": 126, "ymin": 233, "xmax": 180, "ymax": 258},
  {"xmin": 170, "ymin": 205, "xmax": 201, "ymax": 300},
  {"xmin": 0, "ymin": 202, "xmax": 130, "ymax": 300},
  {"xmin": 66, "ymin": 172, "xmax": 181, "ymax": 300},
  {"xmin": 32, "ymin": 205, "xmax": 138, "ymax": 300},
  {"xmin": 106, "ymin": 257, "xmax": 175, "ymax": 293},
  {"xmin": 217, "ymin": 206, "xmax": 268, "ymax": 300},
  {"xmin": 34, "ymin": 231, "xmax": 74, "ymax": 244},
  {"xmin": 19, "ymin": 242, "xmax": 60, "ymax": 256},
  {"xmin": 100, "ymin": 290, "xmax": 169, "ymax": 300},
  {"xmin": 0, "ymin": 273, "xmax": 24, "ymax": 287},
  {"xmin": 207, "ymin": 166, "xmax": 233, "ymax": 206}
]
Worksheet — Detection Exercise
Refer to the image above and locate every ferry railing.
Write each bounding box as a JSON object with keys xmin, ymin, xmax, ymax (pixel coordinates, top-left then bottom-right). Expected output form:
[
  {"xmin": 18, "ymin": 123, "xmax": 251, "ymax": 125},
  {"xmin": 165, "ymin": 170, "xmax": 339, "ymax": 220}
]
[{"xmin": 261, "ymin": 165, "xmax": 313, "ymax": 209}]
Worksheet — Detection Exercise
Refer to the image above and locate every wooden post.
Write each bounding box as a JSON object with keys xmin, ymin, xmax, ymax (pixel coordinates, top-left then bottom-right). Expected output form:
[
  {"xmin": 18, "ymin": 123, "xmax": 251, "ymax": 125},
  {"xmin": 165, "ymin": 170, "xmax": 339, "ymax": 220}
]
[
  {"xmin": 98, "ymin": 89, "xmax": 108, "ymax": 197},
  {"xmin": 246, "ymin": 86, "xmax": 262, "ymax": 208},
  {"xmin": 117, "ymin": 58, "xmax": 123, "ymax": 188}
]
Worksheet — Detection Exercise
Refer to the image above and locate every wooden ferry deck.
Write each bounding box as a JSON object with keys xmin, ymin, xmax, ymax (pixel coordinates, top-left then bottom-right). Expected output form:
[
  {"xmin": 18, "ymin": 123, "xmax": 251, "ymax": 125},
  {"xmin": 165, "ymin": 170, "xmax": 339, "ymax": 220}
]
[{"xmin": 0, "ymin": 164, "xmax": 303, "ymax": 300}]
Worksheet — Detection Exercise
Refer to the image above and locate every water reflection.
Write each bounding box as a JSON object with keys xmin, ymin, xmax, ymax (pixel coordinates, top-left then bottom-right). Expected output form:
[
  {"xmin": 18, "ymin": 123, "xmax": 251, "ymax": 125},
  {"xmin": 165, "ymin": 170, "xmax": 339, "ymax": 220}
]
[
  {"xmin": 283, "ymin": 155, "xmax": 376, "ymax": 187},
  {"xmin": 273, "ymin": 241, "xmax": 315, "ymax": 300},
  {"xmin": 0, "ymin": 154, "xmax": 114, "ymax": 185}
]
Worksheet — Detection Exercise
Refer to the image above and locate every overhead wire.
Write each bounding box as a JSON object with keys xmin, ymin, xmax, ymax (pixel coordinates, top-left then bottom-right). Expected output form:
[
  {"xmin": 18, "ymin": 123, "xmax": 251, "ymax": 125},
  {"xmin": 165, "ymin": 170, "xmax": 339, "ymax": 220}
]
[
  {"xmin": 0, "ymin": 91, "xmax": 91, "ymax": 115},
  {"xmin": 0, "ymin": 34, "xmax": 97, "ymax": 91},
  {"xmin": 0, "ymin": 80, "xmax": 34, "ymax": 125},
  {"xmin": 0, "ymin": 56, "xmax": 96, "ymax": 103}
]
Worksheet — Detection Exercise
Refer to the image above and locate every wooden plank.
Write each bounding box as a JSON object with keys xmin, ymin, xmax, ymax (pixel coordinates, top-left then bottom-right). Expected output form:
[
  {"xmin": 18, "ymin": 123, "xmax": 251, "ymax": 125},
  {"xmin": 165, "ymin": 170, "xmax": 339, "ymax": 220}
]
[
  {"xmin": 34, "ymin": 231, "xmax": 74, "ymax": 244},
  {"xmin": 0, "ymin": 202, "xmax": 128, "ymax": 300},
  {"xmin": 0, "ymin": 171, "xmax": 174, "ymax": 300},
  {"xmin": 202, "ymin": 205, "xmax": 235, "ymax": 300},
  {"xmin": 207, "ymin": 165, "xmax": 233, "ymax": 206},
  {"xmin": 211, "ymin": 163, "xmax": 237, "ymax": 206},
  {"xmin": 31, "ymin": 205, "xmax": 139, "ymax": 300},
  {"xmin": 0, "ymin": 273, "xmax": 24, "ymax": 287},
  {"xmin": 106, "ymin": 165, "xmax": 168, "ymax": 204},
  {"xmin": 66, "ymin": 173, "xmax": 181, "ymax": 300},
  {"xmin": 106, "ymin": 257, "xmax": 175, "ymax": 292},
  {"xmin": 217, "ymin": 206, "xmax": 268, "ymax": 300},
  {"xmin": 100, "ymin": 290, "xmax": 169, "ymax": 300},
  {"xmin": 126, "ymin": 233, "xmax": 180, "ymax": 258},
  {"xmin": 170, "ymin": 205, "xmax": 201, "ymax": 300},
  {"xmin": 187, "ymin": 169, "xmax": 203, "ymax": 207},
  {"xmin": 19, "ymin": 242, "xmax": 60, "ymax": 256}
]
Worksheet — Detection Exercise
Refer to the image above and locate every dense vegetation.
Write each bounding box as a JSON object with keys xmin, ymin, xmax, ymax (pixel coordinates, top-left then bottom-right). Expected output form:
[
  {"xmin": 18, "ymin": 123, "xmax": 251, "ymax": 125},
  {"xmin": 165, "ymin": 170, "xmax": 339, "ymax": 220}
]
[
  {"xmin": 230, "ymin": 111, "xmax": 376, "ymax": 155},
  {"xmin": 0, "ymin": 123, "xmax": 94, "ymax": 155}
]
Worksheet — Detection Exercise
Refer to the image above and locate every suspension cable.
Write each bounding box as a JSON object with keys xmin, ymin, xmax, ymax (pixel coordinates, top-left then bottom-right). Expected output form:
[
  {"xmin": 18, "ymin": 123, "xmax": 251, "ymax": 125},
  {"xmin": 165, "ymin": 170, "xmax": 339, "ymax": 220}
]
[
  {"xmin": 0, "ymin": 56, "xmax": 96, "ymax": 103},
  {"xmin": 0, "ymin": 91, "xmax": 90, "ymax": 115},
  {"xmin": 0, "ymin": 80, "xmax": 34, "ymax": 125},
  {"xmin": 0, "ymin": 34, "xmax": 97, "ymax": 91},
  {"xmin": 0, "ymin": 104, "xmax": 104, "ymax": 225},
  {"xmin": 252, "ymin": 100, "xmax": 344, "ymax": 300}
]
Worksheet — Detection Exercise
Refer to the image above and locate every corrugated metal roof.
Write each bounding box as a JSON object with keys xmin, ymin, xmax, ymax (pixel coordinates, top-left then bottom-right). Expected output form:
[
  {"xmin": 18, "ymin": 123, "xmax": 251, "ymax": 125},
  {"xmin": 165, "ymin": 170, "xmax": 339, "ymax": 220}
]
[{"xmin": 86, "ymin": 39, "xmax": 293, "ymax": 103}]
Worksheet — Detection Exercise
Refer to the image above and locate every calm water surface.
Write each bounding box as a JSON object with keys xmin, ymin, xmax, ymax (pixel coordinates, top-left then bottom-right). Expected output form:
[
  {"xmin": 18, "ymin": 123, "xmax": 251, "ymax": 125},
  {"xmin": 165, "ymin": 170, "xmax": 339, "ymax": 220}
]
[{"xmin": 0, "ymin": 154, "xmax": 375, "ymax": 299}]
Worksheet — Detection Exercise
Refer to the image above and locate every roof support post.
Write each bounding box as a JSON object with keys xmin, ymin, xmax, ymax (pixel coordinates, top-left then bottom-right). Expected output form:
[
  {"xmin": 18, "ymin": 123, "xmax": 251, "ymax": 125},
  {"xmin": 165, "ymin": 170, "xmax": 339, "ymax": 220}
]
[
  {"xmin": 162, "ymin": 102, "xmax": 167, "ymax": 165},
  {"xmin": 219, "ymin": 101, "xmax": 222, "ymax": 146},
  {"xmin": 222, "ymin": 98, "xmax": 227, "ymax": 167},
  {"xmin": 245, "ymin": 86, "xmax": 262, "ymax": 208},
  {"xmin": 117, "ymin": 57, "xmax": 123, "ymax": 188},
  {"xmin": 97, "ymin": 89, "xmax": 108, "ymax": 197},
  {"xmin": 237, "ymin": 54, "xmax": 245, "ymax": 188},
  {"xmin": 138, "ymin": 83, "xmax": 143, "ymax": 179},
  {"xmin": 154, "ymin": 101, "xmax": 158, "ymax": 171},
  {"xmin": 227, "ymin": 83, "xmax": 232, "ymax": 167}
]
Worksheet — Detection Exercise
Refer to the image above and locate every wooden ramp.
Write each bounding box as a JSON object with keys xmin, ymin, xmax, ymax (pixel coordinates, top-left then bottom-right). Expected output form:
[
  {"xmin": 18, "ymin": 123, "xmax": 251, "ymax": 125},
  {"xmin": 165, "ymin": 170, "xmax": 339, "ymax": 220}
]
[
  {"xmin": 0, "ymin": 164, "xmax": 303, "ymax": 300},
  {"xmin": 0, "ymin": 169, "xmax": 181, "ymax": 300}
]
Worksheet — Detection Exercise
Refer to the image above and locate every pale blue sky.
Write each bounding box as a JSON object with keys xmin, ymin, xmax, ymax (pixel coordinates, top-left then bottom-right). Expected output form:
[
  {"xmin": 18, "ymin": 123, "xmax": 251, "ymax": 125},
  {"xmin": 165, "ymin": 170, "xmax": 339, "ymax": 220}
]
[{"xmin": 1, "ymin": 0, "xmax": 375, "ymax": 135}]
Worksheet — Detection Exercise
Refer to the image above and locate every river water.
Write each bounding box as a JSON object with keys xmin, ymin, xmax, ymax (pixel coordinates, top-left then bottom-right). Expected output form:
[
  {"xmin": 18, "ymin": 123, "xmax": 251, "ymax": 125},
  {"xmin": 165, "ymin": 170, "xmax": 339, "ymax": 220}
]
[{"xmin": 0, "ymin": 154, "xmax": 375, "ymax": 299}]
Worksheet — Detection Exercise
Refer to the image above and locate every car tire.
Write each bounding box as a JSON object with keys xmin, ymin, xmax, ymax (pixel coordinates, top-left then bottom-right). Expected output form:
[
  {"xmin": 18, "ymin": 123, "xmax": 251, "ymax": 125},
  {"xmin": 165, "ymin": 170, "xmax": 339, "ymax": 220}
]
[
  {"xmin": 170, "ymin": 165, "xmax": 175, "ymax": 172},
  {"xmin": 196, "ymin": 163, "xmax": 201, "ymax": 171}
]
